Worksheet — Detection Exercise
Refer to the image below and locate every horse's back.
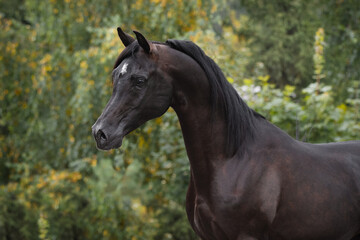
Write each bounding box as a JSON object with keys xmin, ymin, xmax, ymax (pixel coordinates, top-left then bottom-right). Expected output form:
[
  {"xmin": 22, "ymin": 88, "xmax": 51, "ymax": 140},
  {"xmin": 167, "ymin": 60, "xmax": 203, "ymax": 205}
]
[
  {"xmin": 310, "ymin": 140, "xmax": 360, "ymax": 183},
  {"xmin": 269, "ymin": 140, "xmax": 360, "ymax": 239},
  {"xmin": 314, "ymin": 140, "xmax": 360, "ymax": 154},
  {"xmin": 294, "ymin": 140, "xmax": 360, "ymax": 200},
  {"xmin": 301, "ymin": 140, "xmax": 360, "ymax": 170}
]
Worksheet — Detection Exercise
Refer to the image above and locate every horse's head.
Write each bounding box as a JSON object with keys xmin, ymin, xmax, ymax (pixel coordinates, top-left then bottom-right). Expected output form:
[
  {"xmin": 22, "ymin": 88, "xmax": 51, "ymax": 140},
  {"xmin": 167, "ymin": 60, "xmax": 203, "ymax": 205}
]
[{"xmin": 92, "ymin": 28, "xmax": 173, "ymax": 150}]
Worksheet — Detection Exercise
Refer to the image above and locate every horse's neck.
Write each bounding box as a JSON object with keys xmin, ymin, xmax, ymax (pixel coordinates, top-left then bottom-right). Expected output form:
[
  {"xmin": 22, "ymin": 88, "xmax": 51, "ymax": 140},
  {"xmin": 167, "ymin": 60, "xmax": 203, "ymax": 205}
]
[
  {"xmin": 165, "ymin": 48, "xmax": 244, "ymax": 195},
  {"xmin": 171, "ymin": 75, "xmax": 228, "ymax": 196},
  {"xmin": 174, "ymin": 102, "xmax": 227, "ymax": 193}
]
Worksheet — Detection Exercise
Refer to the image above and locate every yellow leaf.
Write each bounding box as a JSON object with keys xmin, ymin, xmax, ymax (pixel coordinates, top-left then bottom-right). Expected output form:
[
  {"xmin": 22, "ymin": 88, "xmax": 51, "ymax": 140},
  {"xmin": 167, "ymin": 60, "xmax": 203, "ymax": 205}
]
[
  {"xmin": 227, "ymin": 77, "xmax": 234, "ymax": 84},
  {"xmin": 337, "ymin": 104, "xmax": 347, "ymax": 112},
  {"xmin": 155, "ymin": 117, "xmax": 162, "ymax": 125},
  {"xmin": 138, "ymin": 136, "xmax": 145, "ymax": 149},
  {"xmin": 243, "ymin": 78, "xmax": 253, "ymax": 86},
  {"xmin": 258, "ymin": 75, "xmax": 270, "ymax": 82}
]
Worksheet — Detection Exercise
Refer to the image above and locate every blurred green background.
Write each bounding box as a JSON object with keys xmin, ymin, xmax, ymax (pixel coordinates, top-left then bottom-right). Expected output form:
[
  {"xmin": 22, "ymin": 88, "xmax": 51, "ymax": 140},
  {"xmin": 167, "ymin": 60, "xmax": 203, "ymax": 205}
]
[{"xmin": 0, "ymin": 0, "xmax": 359, "ymax": 239}]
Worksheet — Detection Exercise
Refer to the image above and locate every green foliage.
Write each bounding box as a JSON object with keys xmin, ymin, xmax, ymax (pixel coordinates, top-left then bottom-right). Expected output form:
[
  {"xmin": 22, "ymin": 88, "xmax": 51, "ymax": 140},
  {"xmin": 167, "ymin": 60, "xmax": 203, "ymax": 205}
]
[
  {"xmin": 0, "ymin": 0, "xmax": 359, "ymax": 239},
  {"xmin": 0, "ymin": 187, "xmax": 39, "ymax": 240},
  {"xmin": 224, "ymin": 0, "xmax": 318, "ymax": 87},
  {"xmin": 221, "ymin": 0, "xmax": 360, "ymax": 96},
  {"xmin": 237, "ymin": 77, "xmax": 360, "ymax": 142},
  {"xmin": 320, "ymin": 0, "xmax": 360, "ymax": 98}
]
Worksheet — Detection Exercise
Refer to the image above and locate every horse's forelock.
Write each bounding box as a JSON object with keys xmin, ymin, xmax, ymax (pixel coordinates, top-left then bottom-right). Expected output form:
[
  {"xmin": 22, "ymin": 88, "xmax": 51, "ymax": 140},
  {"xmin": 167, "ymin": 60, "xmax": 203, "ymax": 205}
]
[{"xmin": 113, "ymin": 42, "xmax": 140, "ymax": 69}]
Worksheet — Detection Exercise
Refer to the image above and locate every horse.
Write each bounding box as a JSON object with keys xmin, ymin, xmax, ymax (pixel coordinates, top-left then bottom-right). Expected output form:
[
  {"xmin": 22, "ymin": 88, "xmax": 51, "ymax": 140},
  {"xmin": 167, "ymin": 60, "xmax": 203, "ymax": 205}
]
[{"xmin": 92, "ymin": 28, "xmax": 360, "ymax": 240}]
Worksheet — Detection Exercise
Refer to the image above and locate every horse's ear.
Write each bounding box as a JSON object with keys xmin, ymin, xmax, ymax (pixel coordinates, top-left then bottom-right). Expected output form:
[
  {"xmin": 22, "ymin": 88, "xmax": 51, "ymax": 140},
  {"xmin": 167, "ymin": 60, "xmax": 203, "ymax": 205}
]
[
  {"xmin": 117, "ymin": 27, "xmax": 135, "ymax": 47},
  {"xmin": 133, "ymin": 30, "xmax": 153, "ymax": 54}
]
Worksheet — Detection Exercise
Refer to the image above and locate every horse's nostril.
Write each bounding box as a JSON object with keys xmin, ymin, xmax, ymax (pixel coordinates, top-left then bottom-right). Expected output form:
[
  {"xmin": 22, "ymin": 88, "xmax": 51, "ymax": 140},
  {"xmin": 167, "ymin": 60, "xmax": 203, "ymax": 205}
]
[{"xmin": 96, "ymin": 129, "xmax": 107, "ymax": 141}]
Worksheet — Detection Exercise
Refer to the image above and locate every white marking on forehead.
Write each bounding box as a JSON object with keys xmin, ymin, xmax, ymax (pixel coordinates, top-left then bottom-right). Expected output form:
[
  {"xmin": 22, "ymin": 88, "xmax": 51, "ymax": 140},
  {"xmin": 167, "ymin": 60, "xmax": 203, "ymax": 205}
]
[{"xmin": 120, "ymin": 62, "xmax": 128, "ymax": 75}]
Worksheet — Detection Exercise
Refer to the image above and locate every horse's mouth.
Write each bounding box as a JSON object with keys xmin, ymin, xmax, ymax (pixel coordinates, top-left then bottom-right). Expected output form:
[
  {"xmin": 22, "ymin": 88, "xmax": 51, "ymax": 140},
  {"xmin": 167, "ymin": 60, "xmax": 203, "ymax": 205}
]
[{"xmin": 95, "ymin": 136, "xmax": 124, "ymax": 151}]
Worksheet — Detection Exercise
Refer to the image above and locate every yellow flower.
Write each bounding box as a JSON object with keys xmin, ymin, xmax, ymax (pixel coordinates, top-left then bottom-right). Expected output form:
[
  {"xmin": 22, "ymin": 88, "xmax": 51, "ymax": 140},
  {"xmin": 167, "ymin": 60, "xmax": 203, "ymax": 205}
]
[
  {"xmin": 45, "ymin": 65, "xmax": 52, "ymax": 72},
  {"xmin": 36, "ymin": 180, "xmax": 47, "ymax": 189},
  {"xmin": 7, "ymin": 182, "xmax": 18, "ymax": 192},
  {"xmin": 70, "ymin": 172, "xmax": 82, "ymax": 182},
  {"xmin": 138, "ymin": 136, "xmax": 145, "ymax": 149},
  {"xmin": 14, "ymin": 88, "xmax": 22, "ymax": 96},
  {"xmin": 155, "ymin": 117, "xmax": 162, "ymax": 125},
  {"xmin": 22, "ymin": 102, "xmax": 28, "ymax": 109},
  {"xmin": 211, "ymin": 4, "xmax": 217, "ymax": 13},
  {"xmin": 58, "ymin": 171, "xmax": 68, "ymax": 180},
  {"xmin": 24, "ymin": 201, "xmax": 31, "ymax": 209},
  {"xmin": 90, "ymin": 159, "xmax": 97, "ymax": 167},
  {"xmin": 80, "ymin": 61, "xmax": 88, "ymax": 69},
  {"xmin": 40, "ymin": 54, "xmax": 51, "ymax": 64}
]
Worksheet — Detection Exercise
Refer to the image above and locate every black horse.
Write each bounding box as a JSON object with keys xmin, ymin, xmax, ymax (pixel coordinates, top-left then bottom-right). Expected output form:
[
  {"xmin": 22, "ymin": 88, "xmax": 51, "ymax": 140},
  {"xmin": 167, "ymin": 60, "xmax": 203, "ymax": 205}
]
[{"xmin": 92, "ymin": 28, "xmax": 360, "ymax": 240}]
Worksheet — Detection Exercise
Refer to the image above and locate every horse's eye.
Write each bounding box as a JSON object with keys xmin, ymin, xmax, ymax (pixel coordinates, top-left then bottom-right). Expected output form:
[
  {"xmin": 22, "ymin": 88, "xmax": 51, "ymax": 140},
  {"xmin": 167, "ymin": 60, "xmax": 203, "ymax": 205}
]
[{"xmin": 133, "ymin": 77, "xmax": 146, "ymax": 88}]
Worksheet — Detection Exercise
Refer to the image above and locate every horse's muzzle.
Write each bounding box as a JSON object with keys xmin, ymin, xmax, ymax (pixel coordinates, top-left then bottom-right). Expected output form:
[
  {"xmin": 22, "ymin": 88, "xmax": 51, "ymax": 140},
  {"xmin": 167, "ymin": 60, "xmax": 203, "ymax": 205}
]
[
  {"xmin": 94, "ymin": 129, "xmax": 107, "ymax": 146},
  {"xmin": 92, "ymin": 122, "xmax": 124, "ymax": 150},
  {"xmin": 92, "ymin": 125, "xmax": 108, "ymax": 150}
]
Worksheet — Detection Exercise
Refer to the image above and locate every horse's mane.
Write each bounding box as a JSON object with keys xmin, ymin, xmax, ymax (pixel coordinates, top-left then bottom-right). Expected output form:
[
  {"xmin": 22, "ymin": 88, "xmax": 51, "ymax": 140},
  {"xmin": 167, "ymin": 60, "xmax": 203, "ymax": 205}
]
[{"xmin": 166, "ymin": 39, "xmax": 262, "ymax": 157}]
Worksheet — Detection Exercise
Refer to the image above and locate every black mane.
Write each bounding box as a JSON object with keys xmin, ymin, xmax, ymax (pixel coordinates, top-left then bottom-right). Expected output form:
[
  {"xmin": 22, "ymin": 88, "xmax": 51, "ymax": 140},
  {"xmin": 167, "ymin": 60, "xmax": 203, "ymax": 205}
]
[{"xmin": 166, "ymin": 39, "xmax": 261, "ymax": 156}]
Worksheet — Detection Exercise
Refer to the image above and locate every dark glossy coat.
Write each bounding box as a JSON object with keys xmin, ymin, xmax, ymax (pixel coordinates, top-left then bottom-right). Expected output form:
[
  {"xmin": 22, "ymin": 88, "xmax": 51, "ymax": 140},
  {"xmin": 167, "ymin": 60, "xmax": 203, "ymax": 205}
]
[{"xmin": 92, "ymin": 28, "xmax": 360, "ymax": 240}]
